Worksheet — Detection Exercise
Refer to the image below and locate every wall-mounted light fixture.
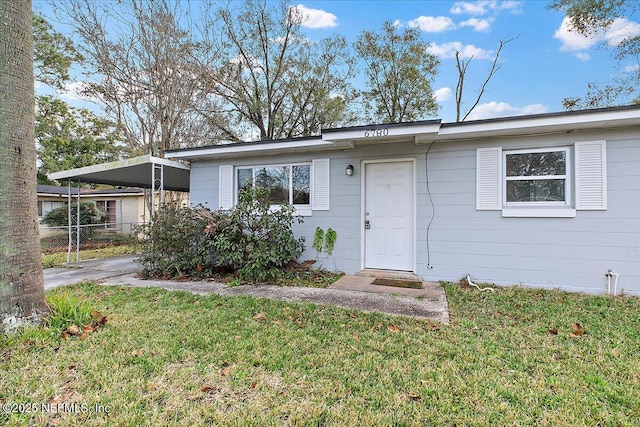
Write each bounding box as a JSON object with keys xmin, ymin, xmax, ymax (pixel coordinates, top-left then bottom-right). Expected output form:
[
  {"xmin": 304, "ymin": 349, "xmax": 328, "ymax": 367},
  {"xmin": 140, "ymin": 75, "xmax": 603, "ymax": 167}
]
[{"xmin": 345, "ymin": 164, "xmax": 354, "ymax": 176}]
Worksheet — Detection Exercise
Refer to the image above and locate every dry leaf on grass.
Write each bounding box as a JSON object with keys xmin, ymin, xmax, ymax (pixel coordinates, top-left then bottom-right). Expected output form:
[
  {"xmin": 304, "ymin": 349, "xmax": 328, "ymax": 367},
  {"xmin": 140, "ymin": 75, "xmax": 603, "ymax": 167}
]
[
  {"xmin": 250, "ymin": 381, "xmax": 257, "ymax": 389},
  {"xmin": 408, "ymin": 392, "xmax": 421, "ymax": 401},
  {"xmin": 220, "ymin": 367, "xmax": 230, "ymax": 376},
  {"xmin": 200, "ymin": 385, "xmax": 214, "ymax": 392},
  {"xmin": 253, "ymin": 312, "xmax": 266, "ymax": 322},
  {"xmin": 569, "ymin": 322, "xmax": 584, "ymax": 338},
  {"xmin": 67, "ymin": 325, "xmax": 80, "ymax": 335},
  {"xmin": 387, "ymin": 325, "xmax": 400, "ymax": 333},
  {"xmin": 548, "ymin": 328, "xmax": 558, "ymax": 335},
  {"xmin": 131, "ymin": 349, "xmax": 143, "ymax": 357}
]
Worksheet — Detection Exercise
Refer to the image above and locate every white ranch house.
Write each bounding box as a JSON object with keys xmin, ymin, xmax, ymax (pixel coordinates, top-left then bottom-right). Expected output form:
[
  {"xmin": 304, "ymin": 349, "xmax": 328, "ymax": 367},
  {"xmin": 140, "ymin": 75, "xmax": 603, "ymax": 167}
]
[{"xmin": 165, "ymin": 105, "xmax": 640, "ymax": 296}]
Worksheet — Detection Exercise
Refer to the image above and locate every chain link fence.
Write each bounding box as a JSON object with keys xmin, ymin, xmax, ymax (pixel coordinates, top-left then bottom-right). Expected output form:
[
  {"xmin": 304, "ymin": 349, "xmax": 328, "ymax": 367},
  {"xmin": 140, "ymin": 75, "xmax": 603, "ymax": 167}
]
[{"xmin": 40, "ymin": 222, "xmax": 145, "ymax": 256}]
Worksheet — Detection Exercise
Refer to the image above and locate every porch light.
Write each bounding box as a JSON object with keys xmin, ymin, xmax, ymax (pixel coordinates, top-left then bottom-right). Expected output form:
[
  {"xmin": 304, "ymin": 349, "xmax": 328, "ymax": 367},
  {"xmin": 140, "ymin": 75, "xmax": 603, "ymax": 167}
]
[{"xmin": 345, "ymin": 164, "xmax": 354, "ymax": 176}]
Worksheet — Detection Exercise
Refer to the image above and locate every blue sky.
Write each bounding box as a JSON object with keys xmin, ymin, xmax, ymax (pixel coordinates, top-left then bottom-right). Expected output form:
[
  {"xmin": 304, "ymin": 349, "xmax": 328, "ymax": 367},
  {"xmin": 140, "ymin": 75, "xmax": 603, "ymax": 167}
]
[{"xmin": 34, "ymin": 0, "xmax": 639, "ymax": 124}]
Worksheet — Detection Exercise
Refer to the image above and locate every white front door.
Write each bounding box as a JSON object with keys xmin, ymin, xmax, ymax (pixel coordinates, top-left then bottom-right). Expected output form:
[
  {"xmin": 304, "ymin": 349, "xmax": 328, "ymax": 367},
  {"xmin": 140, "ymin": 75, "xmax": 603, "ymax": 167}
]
[{"xmin": 364, "ymin": 161, "xmax": 414, "ymax": 271}]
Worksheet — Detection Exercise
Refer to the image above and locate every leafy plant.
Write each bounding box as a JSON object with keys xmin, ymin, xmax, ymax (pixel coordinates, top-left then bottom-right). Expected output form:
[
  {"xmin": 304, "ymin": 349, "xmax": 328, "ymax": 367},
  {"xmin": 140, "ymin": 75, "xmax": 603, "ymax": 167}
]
[
  {"xmin": 313, "ymin": 227, "xmax": 325, "ymax": 252},
  {"xmin": 312, "ymin": 227, "xmax": 338, "ymax": 268},
  {"xmin": 136, "ymin": 204, "xmax": 222, "ymax": 279},
  {"xmin": 207, "ymin": 186, "xmax": 305, "ymax": 282},
  {"xmin": 45, "ymin": 290, "xmax": 94, "ymax": 332},
  {"xmin": 324, "ymin": 228, "xmax": 337, "ymax": 255},
  {"xmin": 41, "ymin": 201, "xmax": 108, "ymax": 242}
]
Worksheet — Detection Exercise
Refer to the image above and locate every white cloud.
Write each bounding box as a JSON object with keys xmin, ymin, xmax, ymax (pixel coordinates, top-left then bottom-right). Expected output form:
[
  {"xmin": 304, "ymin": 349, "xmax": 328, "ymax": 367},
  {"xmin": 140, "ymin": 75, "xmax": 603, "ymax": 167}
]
[
  {"xmin": 392, "ymin": 19, "xmax": 402, "ymax": 28},
  {"xmin": 426, "ymin": 41, "xmax": 493, "ymax": 59},
  {"xmin": 603, "ymin": 17, "xmax": 640, "ymax": 47},
  {"xmin": 450, "ymin": 1, "xmax": 522, "ymax": 16},
  {"xmin": 460, "ymin": 18, "xmax": 493, "ymax": 32},
  {"xmin": 575, "ymin": 52, "xmax": 591, "ymax": 61},
  {"xmin": 434, "ymin": 87, "xmax": 453, "ymax": 102},
  {"xmin": 450, "ymin": 1, "xmax": 489, "ymax": 15},
  {"xmin": 465, "ymin": 101, "xmax": 548, "ymax": 120},
  {"xmin": 58, "ymin": 81, "xmax": 91, "ymax": 101},
  {"xmin": 554, "ymin": 17, "xmax": 597, "ymax": 51},
  {"xmin": 407, "ymin": 16, "xmax": 456, "ymax": 33},
  {"xmin": 623, "ymin": 64, "xmax": 639, "ymax": 73},
  {"xmin": 555, "ymin": 16, "xmax": 640, "ymax": 53},
  {"xmin": 293, "ymin": 4, "xmax": 337, "ymax": 29}
]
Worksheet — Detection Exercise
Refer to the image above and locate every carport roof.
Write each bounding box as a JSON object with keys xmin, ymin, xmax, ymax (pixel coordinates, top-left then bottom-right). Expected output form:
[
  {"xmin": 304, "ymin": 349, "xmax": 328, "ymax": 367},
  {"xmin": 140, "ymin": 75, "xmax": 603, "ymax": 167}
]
[{"xmin": 48, "ymin": 155, "xmax": 190, "ymax": 192}]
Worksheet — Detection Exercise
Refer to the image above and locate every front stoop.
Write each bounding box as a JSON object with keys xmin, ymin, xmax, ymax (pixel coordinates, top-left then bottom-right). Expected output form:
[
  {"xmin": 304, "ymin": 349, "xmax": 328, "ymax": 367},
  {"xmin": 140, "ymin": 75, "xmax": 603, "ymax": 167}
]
[
  {"xmin": 355, "ymin": 269, "xmax": 424, "ymax": 282},
  {"xmin": 329, "ymin": 274, "xmax": 449, "ymax": 323}
]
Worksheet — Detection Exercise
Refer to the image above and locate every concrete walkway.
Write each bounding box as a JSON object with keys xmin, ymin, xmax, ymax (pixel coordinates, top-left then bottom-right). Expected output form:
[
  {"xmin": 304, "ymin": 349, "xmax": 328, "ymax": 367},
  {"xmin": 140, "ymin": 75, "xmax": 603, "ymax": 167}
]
[{"xmin": 44, "ymin": 256, "xmax": 449, "ymax": 324}]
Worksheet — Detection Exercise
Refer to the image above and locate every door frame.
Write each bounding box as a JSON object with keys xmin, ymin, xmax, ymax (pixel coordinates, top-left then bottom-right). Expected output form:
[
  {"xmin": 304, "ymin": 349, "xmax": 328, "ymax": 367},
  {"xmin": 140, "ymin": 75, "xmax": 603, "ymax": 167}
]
[{"xmin": 360, "ymin": 157, "xmax": 417, "ymax": 273}]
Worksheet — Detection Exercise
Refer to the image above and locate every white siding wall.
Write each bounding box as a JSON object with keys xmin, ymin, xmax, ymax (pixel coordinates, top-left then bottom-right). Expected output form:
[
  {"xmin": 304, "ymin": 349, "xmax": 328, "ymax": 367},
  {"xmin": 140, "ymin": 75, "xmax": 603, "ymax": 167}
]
[{"xmin": 187, "ymin": 127, "xmax": 640, "ymax": 295}]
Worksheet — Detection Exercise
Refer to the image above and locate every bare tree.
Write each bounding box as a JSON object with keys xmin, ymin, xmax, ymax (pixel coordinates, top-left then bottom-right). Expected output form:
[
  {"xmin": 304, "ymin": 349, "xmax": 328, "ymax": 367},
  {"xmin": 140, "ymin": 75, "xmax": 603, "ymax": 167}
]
[
  {"xmin": 1, "ymin": 0, "xmax": 48, "ymax": 333},
  {"xmin": 58, "ymin": 0, "xmax": 222, "ymax": 157},
  {"xmin": 211, "ymin": 0, "xmax": 356, "ymax": 141},
  {"xmin": 455, "ymin": 37, "xmax": 516, "ymax": 122}
]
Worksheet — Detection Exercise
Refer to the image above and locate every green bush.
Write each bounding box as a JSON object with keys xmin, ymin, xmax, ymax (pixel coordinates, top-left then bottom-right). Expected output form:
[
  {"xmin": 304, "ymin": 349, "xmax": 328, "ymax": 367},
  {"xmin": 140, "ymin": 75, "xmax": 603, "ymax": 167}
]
[
  {"xmin": 42, "ymin": 201, "xmax": 107, "ymax": 242},
  {"xmin": 138, "ymin": 187, "xmax": 304, "ymax": 282},
  {"xmin": 136, "ymin": 204, "xmax": 221, "ymax": 278},
  {"xmin": 207, "ymin": 186, "xmax": 305, "ymax": 282}
]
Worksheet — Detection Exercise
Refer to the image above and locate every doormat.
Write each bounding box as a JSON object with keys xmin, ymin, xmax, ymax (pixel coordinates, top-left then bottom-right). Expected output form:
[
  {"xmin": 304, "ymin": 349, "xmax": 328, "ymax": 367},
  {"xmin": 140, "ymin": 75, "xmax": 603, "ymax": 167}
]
[{"xmin": 371, "ymin": 278, "xmax": 422, "ymax": 289}]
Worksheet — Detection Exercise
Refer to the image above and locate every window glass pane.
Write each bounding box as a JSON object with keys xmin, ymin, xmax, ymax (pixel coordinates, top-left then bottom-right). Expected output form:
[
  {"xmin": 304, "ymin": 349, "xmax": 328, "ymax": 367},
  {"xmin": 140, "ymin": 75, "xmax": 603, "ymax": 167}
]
[
  {"xmin": 506, "ymin": 179, "xmax": 566, "ymax": 202},
  {"xmin": 237, "ymin": 168, "xmax": 253, "ymax": 194},
  {"xmin": 506, "ymin": 151, "xmax": 566, "ymax": 177},
  {"xmin": 292, "ymin": 165, "xmax": 310, "ymax": 205},
  {"xmin": 255, "ymin": 166, "xmax": 289, "ymax": 204}
]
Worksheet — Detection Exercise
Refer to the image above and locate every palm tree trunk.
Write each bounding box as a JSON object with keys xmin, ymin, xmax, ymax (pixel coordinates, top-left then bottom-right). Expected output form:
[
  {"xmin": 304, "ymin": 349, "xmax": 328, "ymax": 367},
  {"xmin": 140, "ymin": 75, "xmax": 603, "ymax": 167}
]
[{"xmin": 0, "ymin": 0, "xmax": 48, "ymax": 333}]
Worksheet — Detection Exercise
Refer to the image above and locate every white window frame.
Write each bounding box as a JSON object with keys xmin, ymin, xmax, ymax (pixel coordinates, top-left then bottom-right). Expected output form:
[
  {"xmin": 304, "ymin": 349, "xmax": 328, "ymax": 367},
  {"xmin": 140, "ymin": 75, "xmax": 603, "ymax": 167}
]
[
  {"xmin": 503, "ymin": 147, "xmax": 571, "ymax": 207},
  {"xmin": 235, "ymin": 162, "xmax": 312, "ymax": 216},
  {"xmin": 502, "ymin": 147, "xmax": 576, "ymax": 218}
]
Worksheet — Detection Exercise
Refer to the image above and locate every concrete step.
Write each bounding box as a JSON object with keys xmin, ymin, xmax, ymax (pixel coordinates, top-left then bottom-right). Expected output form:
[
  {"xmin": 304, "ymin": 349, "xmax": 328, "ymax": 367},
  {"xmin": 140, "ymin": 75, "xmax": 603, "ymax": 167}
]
[{"xmin": 355, "ymin": 269, "xmax": 423, "ymax": 282}]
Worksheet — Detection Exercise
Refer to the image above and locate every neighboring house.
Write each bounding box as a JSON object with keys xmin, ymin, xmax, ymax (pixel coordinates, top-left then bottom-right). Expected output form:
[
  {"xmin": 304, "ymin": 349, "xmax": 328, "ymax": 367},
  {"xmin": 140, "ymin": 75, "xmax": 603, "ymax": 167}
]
[
  {"xmin": 37, "ymin": 184, "xmax": 150, "ymax": 236},
  {"xmin": 166, "ymin": 106, "xmax": 640, "ymax": 296}
]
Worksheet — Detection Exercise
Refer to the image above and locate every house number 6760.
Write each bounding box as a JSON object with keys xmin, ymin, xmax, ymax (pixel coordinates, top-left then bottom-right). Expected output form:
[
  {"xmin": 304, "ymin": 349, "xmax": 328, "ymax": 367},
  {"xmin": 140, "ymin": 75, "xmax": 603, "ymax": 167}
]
[{"xmin": 363, "ymin": 128, "xmax": 389, "ymax": 137}]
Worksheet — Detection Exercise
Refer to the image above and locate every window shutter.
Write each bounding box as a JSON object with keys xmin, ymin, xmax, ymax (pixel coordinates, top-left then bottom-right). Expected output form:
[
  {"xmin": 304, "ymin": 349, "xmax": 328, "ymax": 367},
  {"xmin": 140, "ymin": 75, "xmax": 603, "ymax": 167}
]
[
  {"xmin": 476, "ymin": 147, "xmax": 502, "ymax": 210},
  {"xmin": 575, "ymin": 140, "xmax": 607, "ymax": 210},
  {"xmin": 218, "ymin": 165, "xmax": 234, "ymax": 210},
  {"xmin": 312, "ymin": 159, "xmax": 330, "ymax": 211}
]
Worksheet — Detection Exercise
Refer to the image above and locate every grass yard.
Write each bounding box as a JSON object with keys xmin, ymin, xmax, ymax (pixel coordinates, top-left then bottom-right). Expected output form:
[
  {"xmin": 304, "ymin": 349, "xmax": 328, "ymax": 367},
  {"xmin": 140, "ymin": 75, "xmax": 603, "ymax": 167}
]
[
  {"xmin": 41, "ymin": 244, "xmax": 139, "ymax": 269},
  {"xmin": 1, "ymin": 283, "xmax": 639, "ymax": 426}
]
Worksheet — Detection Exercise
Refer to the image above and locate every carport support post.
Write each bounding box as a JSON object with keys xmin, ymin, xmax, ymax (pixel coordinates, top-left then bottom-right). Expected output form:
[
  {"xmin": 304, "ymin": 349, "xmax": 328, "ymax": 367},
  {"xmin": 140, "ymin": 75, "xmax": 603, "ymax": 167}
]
[
  {"xmin": 151, "ymin": 162, "xmax": 164, "ymax": 223},
  {"xmin": 67, "ymin": 181, "xmax": 72, "ymax": 263},
  {"xmin": 76, "ymin": 179, "xmax": 80, "ymax": 262}
]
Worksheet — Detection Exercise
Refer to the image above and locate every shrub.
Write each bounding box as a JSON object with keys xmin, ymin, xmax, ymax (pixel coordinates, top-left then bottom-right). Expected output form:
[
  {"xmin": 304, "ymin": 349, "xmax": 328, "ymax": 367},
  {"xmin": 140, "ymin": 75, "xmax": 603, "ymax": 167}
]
[
  {"xmin": 136, "ymin": 204, "xmax": 222, "ymax": 278},
  {"xmin": 45, "ymin": 290, "xmax": 94, "ymax": 332},
  {"xmin": 205, "ymin": 186, "xmax": 305, "ymax": 282},
  {"xmin": 42, "ymin": 202, "xmax": 107, "ymax": 242}
]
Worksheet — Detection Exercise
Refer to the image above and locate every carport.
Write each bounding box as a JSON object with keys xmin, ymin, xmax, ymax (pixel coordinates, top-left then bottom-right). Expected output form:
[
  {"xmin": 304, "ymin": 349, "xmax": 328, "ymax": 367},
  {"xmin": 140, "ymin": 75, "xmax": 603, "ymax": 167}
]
[{"xmin": 48, "ymin": 154, "xmax": 190, "ymax": 261}]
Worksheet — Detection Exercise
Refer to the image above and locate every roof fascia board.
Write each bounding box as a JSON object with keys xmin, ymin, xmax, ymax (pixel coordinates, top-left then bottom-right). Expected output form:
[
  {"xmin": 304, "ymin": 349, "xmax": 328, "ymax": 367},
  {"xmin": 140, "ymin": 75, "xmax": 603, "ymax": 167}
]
[
  {"xmin": 321, "ymin": 122, "xmax": 441, "ymax": 143},
  {"xmin": 165, "ymin": 138, "xmax": 343, "ymax": 161},
  {"xmin": 438, "ymin": 108, "xmax": 640, "ymax": 140}
]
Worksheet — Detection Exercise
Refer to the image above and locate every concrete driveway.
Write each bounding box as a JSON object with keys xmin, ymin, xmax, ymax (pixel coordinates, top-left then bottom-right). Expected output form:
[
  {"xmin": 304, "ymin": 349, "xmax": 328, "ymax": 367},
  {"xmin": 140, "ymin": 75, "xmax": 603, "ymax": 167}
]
[
  {"xmin": 43, "ymin": 256, "xmax": 450, "ymax": 324},
  {"xmin": 44, "ymin": 255, "xmax": 142, "ymax": 290}
]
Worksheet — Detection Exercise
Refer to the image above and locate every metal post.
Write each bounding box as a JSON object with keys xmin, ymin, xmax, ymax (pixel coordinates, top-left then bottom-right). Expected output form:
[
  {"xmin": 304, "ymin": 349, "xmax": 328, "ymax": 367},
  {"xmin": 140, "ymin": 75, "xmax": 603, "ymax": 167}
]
[
  {"xmin": 67, "ymin": 181, "xmax": 72, "ymax": 263},
  {"xmin": 76, "ymin": 180, "xmax": 81, "ymax": 262},
  {"xmin": 160, "ymin": 163, "xmax": 164, "ymax": 208},
  {"xmin": 151, "ymin": 163, "xmax": 155, "ymax": 220}
]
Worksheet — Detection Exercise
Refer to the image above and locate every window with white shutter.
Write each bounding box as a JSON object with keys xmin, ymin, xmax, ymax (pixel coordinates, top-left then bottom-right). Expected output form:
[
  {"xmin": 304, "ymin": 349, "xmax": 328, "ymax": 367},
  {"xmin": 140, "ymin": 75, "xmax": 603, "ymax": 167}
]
[
  {"xmin": 476, "ymin": 147, "xmax": 502, "ymax": 210},
  {"xmin": 218, "ymin": 165, "xmax": 234, "ymax": 210},
  {"xmin": 312, "ymin": 158, "xmax": 330, "ymax": 211},
  {"xmin": 575, "ymin": 140, "xmax": 607, "ymax": 210}
]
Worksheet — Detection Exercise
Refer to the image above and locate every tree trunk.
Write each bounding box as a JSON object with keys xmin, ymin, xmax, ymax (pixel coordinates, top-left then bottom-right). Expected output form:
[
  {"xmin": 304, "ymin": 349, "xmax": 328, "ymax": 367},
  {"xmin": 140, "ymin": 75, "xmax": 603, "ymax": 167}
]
[{"xmin": 0, "ymin": 0, "xmax": 48, "ymax": 333}]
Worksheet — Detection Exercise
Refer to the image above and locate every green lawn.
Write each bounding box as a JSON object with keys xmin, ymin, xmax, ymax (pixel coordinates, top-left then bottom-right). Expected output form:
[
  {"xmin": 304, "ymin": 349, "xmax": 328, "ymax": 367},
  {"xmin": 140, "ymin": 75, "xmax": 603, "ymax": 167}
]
[
  {"xmin": 41, "ymin": 244, "xmax": 139, "ymax": 269},
  {"xmin": 1, "ymin": 283, "xmax": 639, "ymax": 426}
]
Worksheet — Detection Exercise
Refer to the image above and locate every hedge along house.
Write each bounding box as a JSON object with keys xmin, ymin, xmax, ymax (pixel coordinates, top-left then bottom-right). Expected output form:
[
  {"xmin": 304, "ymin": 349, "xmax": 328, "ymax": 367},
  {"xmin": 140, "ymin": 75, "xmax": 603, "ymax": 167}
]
[{"xmin": 165, "ymin": 105, "xmax": 640, "ymax": 296}]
